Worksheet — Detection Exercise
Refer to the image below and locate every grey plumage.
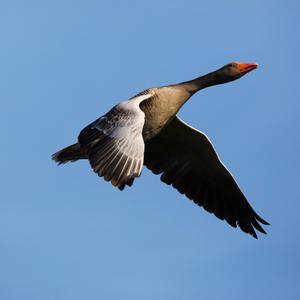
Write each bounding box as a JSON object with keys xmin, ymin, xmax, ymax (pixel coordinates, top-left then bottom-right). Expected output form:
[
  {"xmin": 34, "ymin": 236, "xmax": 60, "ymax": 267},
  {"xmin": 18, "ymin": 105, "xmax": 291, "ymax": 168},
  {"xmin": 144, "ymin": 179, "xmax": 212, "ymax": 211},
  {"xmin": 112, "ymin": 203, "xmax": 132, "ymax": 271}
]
[{"xmin": 52, "ymin": 62, "xmax": 269, "ymax": 238}]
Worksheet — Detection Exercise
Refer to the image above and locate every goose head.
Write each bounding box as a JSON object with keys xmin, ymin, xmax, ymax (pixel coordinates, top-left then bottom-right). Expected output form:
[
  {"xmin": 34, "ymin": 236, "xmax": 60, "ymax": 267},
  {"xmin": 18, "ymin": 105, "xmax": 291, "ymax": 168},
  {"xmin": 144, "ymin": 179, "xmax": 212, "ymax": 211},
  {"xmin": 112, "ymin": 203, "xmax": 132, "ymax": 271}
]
[{"xmin": 216, "ymin": 62, "xmax": 259, "ymax": 83}]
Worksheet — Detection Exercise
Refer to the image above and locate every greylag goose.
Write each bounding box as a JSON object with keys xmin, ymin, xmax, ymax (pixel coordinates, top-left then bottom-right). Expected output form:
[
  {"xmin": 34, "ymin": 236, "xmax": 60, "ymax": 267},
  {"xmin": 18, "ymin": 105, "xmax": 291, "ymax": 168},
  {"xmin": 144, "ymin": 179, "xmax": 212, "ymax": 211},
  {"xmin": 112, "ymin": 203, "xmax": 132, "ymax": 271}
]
[{"xmin": 52, "ymin": 62, "xmax": 269, "ymax": 238}]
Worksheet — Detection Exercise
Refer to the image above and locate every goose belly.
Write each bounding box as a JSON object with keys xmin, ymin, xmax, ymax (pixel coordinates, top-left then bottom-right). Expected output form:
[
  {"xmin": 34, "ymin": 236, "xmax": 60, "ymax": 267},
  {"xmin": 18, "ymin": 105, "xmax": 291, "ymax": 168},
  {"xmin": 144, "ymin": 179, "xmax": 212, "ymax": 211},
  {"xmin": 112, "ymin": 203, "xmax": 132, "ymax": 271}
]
[{"xmin": 140, "ymin": 97, "xmax": 179, "ymax": 140}]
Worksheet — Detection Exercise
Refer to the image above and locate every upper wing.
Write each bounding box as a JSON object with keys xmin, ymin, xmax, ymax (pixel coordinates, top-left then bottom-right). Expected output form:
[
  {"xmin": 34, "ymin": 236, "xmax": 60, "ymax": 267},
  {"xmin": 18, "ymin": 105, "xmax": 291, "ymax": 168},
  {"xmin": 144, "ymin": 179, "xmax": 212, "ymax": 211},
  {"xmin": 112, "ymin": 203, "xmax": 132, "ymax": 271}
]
[
  {"xmin": 78, "ymin": 94, "xmax": 150, "ymax": 190},
  {"xmin": 144, "ymin": 116, "xmax": 269, "ymax": 238}
]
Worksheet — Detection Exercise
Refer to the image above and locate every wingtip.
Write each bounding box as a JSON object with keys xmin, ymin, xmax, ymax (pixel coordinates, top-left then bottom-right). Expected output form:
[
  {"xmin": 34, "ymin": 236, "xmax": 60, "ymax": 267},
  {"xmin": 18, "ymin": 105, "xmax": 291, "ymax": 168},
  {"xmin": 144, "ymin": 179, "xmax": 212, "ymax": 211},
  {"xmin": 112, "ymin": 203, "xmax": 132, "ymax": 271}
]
[
  {"xmin": 258, "ymin": 218, "xmax": 270, "ymax": 226},
  {"xmin": 255, "ymin": 214, "xmax": 270, "ymax": 226}
]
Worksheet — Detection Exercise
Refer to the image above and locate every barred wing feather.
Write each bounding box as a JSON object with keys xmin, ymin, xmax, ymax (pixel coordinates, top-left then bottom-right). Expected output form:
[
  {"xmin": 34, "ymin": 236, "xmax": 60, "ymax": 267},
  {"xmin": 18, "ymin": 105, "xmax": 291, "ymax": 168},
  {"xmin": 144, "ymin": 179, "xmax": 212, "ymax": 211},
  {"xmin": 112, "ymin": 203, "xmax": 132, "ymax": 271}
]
[{"xmin": 78, "ymin": 95, "xmax": 149, "ymax": 189}]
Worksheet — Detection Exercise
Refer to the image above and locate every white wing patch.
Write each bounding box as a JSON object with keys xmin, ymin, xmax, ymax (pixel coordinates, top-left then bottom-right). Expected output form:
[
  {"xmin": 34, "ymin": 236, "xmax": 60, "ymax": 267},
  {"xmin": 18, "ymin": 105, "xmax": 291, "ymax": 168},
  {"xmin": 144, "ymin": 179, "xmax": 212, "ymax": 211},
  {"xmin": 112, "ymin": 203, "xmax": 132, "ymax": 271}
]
[{"xmin": 78, "ymin": 94, "xmax": 151, "ymax": 189}]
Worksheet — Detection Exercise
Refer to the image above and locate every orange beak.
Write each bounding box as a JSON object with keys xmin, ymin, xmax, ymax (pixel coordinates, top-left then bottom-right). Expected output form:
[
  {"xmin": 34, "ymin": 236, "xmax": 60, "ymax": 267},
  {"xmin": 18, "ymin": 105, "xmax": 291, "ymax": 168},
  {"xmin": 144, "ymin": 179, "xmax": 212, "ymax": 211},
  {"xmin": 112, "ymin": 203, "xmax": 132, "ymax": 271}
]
[{"xmin": 238, "ymin": 63, "xmax": 259, "ymax": 74}]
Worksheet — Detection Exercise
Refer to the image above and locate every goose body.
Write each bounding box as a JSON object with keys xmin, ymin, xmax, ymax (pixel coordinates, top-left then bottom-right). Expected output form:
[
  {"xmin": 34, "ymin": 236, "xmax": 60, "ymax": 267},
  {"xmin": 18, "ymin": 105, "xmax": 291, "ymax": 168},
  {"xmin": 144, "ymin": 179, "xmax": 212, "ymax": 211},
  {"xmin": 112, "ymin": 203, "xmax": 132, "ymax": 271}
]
[{"xmin": 53, "ymin": 62, "xmax": 269, "ymax": 238}]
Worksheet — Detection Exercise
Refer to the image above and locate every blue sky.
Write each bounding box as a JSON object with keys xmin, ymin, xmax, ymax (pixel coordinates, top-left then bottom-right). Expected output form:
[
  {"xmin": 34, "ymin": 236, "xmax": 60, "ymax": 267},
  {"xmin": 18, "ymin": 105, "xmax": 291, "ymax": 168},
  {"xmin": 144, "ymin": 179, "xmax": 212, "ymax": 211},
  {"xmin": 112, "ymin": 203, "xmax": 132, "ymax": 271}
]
[{"xmin": 1, "ymin": 1, "xmax": 299, "ymax": 299}]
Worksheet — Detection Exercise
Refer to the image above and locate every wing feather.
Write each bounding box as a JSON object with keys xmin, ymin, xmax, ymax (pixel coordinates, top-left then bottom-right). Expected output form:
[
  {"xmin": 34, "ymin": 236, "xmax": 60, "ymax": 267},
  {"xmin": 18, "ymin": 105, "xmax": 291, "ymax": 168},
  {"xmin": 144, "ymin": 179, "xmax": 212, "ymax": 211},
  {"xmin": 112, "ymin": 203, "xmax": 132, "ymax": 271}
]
[
  {"xmin": 78, "ymin": 94, "xmax": 151, "ymax": 189},
  {"xmin": 144, "ymin": 116, "xmax": 269, "ymax": 238}
]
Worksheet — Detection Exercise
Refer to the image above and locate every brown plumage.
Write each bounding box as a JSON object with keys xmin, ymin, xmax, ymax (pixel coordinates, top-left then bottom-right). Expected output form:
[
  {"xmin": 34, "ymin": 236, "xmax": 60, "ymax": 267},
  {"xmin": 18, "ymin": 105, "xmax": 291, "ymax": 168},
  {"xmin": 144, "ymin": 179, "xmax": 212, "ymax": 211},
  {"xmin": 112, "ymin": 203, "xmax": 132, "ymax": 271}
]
[{"xmin": 52, "ymin": 62, "xmax": 269, "ymax": 238}]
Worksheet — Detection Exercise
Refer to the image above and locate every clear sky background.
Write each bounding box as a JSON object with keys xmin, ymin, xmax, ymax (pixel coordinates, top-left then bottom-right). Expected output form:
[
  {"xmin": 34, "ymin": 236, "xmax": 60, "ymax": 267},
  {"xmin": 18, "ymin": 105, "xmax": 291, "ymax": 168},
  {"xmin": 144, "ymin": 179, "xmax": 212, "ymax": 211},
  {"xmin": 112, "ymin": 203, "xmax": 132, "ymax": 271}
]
[{"xmin": 1, "ymin": 1, "xmax": 299, "ymax": 299}]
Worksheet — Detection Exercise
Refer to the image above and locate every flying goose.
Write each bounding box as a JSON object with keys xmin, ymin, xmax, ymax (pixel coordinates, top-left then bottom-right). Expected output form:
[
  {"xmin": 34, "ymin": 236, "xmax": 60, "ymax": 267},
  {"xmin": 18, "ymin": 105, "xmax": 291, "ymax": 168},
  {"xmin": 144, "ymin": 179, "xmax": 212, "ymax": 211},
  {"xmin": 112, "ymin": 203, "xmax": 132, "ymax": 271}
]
[{"xmin": 52, "ymin": 62, "xmax": 269, "ymax": 238}]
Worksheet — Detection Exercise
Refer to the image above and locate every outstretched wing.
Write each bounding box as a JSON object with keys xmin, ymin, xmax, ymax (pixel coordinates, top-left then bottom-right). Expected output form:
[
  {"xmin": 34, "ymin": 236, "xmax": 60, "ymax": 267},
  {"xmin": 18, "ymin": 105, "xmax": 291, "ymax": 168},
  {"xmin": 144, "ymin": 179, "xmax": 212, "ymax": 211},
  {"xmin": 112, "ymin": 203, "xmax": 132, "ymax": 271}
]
[
  {"xmin": 78, "ymin": 94, "xmax": 150, "ymax": 190},
  {"xmin": 144, "ymin": 116, "xmax": 269, "ymax": 238}
]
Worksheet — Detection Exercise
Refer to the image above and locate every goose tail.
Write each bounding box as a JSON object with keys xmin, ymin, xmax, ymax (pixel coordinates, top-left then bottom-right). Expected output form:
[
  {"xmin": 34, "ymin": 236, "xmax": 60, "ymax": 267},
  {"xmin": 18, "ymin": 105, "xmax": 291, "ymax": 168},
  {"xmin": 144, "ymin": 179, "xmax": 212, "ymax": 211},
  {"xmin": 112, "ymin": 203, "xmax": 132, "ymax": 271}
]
[{"xmin": 52, "ymin": 143, "xmax": 86, "ymax": 164}]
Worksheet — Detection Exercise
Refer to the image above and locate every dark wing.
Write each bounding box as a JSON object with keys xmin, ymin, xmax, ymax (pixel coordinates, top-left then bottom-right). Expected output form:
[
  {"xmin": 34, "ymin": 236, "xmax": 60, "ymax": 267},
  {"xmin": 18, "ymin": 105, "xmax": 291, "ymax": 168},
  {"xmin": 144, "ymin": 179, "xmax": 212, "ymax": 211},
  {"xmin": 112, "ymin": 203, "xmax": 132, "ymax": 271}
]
[
  {"xmin": 144, "ymin": 116, "xmax": 269, "ymax": 238},
  {"xmin": 79, "ymin": 94, "xmax": 150, "ymax": 190}
]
